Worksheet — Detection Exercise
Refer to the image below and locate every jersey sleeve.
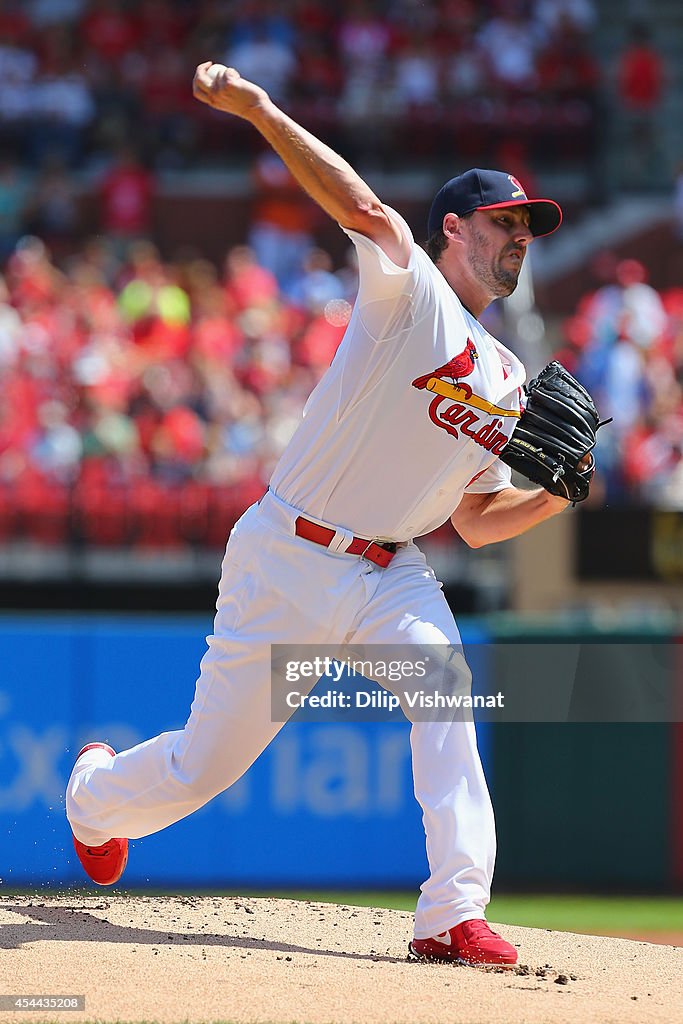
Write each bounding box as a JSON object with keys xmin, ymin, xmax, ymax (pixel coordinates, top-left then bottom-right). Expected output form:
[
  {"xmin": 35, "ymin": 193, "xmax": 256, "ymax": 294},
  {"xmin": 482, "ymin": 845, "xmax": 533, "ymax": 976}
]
[
  {"xmin": 341, "ymin": 206, "xmax": 417, "ymax": 294},
  {"xmin": 341, "ymin": 207, "xmax": 428, "ymax": 342},
  {"xmin": 463, "ymin": 458, "xmax": 513, "ymax": 494}
]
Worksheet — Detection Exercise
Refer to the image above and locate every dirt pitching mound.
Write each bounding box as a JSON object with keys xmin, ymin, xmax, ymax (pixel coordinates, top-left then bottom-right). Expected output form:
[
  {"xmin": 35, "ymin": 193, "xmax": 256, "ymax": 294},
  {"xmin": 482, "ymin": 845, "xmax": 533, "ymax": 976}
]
[{"xmin": 1, "ymin": 894, "xmax": 682, "ymax": 1024}]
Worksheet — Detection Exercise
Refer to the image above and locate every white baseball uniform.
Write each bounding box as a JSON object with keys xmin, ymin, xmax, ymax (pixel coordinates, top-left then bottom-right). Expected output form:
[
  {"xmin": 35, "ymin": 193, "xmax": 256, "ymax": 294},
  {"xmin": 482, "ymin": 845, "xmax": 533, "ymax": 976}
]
[{"xmin": 67, "ymin": 208, "xmax": 524, "ymax": 939}]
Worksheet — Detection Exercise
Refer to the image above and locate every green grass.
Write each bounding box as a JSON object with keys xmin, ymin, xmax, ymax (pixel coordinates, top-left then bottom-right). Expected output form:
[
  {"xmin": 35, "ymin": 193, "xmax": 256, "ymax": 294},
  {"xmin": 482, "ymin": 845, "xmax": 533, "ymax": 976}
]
[
  {"xmin": 244, "ymin": 891, "xmax": 683, "ymax": 933},
  {"xmin": 487, "ymin": 894, "xmax": 683, "ymax": 933}
]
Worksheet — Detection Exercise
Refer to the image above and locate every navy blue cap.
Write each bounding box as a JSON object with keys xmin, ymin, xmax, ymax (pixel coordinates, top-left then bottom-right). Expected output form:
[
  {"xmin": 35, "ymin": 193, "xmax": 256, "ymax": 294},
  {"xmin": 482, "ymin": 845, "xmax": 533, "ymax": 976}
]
[{"xmin": 427, "ymin": 168, "xmax": 563, "ymax": 239}]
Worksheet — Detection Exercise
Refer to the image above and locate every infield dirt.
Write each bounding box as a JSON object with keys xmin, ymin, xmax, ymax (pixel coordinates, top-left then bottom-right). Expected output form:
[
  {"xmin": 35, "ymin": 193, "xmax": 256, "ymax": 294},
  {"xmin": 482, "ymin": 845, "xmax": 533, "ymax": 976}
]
[{"xmin": 1, "ymin": 893, "xmax": 682, "ymax": 1024}]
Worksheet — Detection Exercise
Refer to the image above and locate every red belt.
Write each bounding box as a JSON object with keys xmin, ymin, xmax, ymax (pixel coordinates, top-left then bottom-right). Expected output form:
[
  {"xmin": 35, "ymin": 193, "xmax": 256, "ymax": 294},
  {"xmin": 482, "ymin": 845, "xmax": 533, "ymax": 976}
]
[{"xmin": 294, "ymin": 516, "xmax": 400, "ymax": 568}]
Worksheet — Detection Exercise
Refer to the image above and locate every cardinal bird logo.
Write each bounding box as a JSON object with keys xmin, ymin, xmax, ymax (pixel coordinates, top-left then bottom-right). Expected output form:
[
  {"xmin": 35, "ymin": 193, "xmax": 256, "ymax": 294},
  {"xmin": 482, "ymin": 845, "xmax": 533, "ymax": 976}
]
[
  {"xmin": 412, "ymin": 338, "xmax": 478, "ymax": 390},
  {"xmin": 411, "ymin": 337, "xmax": 519, "ymax": 446}
]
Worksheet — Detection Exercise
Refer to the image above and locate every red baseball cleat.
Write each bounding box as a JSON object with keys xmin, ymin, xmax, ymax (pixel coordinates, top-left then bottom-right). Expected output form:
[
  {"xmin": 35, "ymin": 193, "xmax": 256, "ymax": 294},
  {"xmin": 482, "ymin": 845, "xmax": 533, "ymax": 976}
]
[
  {"xmin": 71, "ymin": 743, "xmax": 128, "ymax": 886},
  {"xmin": 409, "ymin": 919, "xmax": 518, "ymax": 966}
]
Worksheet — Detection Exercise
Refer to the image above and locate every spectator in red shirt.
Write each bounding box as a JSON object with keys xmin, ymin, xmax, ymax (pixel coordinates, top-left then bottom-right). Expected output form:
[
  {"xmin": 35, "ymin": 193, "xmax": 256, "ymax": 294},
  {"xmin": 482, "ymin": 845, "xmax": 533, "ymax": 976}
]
[
  {"xmin": 615, "ymin": 23, "xmax": 666, "ymax": 189},
  {"xmin": 135, "ymin": 0, "xmax": 190, "ymax": 50},
  {"xmin": 537, "ymin": 19, "xmax": 599, "ymax": 103},
  {"xmin": 223, "ymin": 244, "xmax": 279, "ymax": 313},
  {"xmin": 80, "ymin": 0, "xmax": 140, "ymax": 66},
  {"xmin": 618, "ymin": 23, "xmax": 664, "ymax": 111},
  {"xmin": 99, "ymin": 146, "xmax": 154, "ymax": 249}
]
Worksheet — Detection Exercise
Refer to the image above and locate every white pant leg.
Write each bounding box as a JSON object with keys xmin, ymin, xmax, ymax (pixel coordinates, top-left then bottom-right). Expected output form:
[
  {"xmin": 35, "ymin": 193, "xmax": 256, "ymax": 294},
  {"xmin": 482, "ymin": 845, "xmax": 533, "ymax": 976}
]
[
  {"xmin": 348, "ymin": 543, "xmax": 496, "ymax": 938},
  {"xmin": 67, "ymin": 500, "xmax": 369, "ymax": 846}
]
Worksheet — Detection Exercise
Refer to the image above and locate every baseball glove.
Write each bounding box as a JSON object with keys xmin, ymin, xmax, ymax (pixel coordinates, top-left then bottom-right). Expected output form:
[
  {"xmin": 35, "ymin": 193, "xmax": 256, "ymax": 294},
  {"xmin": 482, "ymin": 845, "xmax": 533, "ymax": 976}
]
[{"xmin": 498, "ymin": 361, "xmax": 609, "ymax": 503}]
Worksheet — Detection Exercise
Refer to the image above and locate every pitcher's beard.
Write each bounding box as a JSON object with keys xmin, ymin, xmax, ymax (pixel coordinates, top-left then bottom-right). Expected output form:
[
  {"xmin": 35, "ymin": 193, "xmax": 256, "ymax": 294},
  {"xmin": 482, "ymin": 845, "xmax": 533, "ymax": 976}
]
[
  {"xmin": 466, "ymin": 227, "xmax": 521, "ymax": 297},
  {"xmin": 468, "ymin": 250, "xmax": 520, "ymax": 297}
]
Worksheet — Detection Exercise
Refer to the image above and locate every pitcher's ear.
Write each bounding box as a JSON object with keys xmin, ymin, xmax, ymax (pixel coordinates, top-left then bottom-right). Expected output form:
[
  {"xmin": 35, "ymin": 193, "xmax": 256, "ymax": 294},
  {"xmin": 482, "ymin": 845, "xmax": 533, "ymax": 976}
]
[{"xmin": 442, "ymin": 212, "xmax": 465, "ymax": 243}]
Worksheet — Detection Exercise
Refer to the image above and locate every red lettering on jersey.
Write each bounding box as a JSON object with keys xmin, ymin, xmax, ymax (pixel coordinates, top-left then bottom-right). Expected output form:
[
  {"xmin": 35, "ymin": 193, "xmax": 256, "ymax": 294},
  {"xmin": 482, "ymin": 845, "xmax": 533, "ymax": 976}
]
[
  {"xmin": 413, "ymin": 357, "xmax": 516, "ymax": 451},
  {"xmin": 459, "ymin": 411, "xmax": 481, "ymax": 438},
  {"xmin": 428, "ymin": 397, "xmax": 460, "ymax": 438},
  {"xmin": 427, "ymin": 396, "xmax": 511, "ymax": 452},
  {"xmin": 439, "ymin": 402, "xmax": 466, "ymax": 425},
  {"xmin": 489, "ymin": 433, "xmax": 510, "ymax": 455}
]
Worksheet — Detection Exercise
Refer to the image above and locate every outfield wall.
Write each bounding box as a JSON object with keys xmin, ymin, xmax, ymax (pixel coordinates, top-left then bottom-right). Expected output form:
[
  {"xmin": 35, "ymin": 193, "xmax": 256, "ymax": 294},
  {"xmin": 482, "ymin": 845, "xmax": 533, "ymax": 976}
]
[{"xmin": 0, "ymin": 615, "xmax": 676, "ymax": 890}]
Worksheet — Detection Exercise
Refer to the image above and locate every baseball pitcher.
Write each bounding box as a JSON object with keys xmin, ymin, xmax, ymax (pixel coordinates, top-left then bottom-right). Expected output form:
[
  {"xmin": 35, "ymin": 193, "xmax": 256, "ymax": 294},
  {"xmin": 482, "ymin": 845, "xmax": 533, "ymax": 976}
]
[{"xmin": 65, "ymin": 63, "xmax": 604, "ymax": 966}]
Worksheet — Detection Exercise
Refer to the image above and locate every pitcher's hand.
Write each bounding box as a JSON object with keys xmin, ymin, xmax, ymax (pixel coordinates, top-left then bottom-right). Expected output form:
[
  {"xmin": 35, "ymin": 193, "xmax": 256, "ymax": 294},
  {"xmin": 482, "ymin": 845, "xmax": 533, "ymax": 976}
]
[{"xmin": 192, "ymin": 63, "xmax": 270, "ymax": 120}]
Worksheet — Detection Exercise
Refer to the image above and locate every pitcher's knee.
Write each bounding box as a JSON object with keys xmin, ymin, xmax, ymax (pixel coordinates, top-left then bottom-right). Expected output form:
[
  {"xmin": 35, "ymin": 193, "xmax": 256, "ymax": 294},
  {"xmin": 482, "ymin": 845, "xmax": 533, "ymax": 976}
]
[{"xmin": 168, "ymin": 745, "xmax": 246, "ymax": 803}]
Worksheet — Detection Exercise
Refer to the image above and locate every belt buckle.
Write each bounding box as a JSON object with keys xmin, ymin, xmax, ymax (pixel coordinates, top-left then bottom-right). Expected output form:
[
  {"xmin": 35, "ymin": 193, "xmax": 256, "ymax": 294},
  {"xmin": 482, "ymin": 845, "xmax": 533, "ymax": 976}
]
[
  {"xmin": 360, "ymin": 539, "xmax": 396, "ymax": 569},
  {"xmin": 359, "ymin": 539, "xmax": 394, "ymax": 557},
  {"xmin": 359, "ymin": 539, "xmax": 375, "ymax": 559}
]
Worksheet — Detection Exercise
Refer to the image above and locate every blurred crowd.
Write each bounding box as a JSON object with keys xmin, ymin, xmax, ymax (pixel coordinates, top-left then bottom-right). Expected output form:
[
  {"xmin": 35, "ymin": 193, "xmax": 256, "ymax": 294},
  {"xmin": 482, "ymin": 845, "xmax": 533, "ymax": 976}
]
[
  {"xmin": 0, "ymin": 230, "xmax": 359, "ymax": 548},
  {"xmin": 0, "ymin": 0, "xmax": 678, "ymax": 553},
  {"xmin": 555, "ymin": 254, "xmax": 683, "ymax": 509},
  {"xmin": 3, "ymin": 224, "xmax": 681, "ymax": 559},
  {"xmin": 0, "ymin": 0, "xmax": 605, "ymax": 172}
]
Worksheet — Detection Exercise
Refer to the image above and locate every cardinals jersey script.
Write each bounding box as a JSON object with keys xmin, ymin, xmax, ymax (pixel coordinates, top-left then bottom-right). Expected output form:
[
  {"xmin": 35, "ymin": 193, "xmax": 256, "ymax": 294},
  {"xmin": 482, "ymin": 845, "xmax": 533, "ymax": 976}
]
[{"xmin": 271, "ymin": 208, "xmax": 525, "ymax": 541}]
